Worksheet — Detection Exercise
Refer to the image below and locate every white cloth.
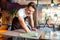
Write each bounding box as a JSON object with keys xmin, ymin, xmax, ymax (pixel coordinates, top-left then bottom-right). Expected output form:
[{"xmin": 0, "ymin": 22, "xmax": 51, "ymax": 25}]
[
  {"xmin": 16, "ymin": 8, "xmax": 32, "ymax": 18},
  {"xmin": 16, "ymin": 8, "xmax": 27, "ymax": 18}
]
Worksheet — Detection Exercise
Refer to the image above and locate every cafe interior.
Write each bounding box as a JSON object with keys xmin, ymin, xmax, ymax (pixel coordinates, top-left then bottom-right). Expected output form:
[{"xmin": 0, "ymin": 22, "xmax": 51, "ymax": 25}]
[{"xmin": 0, "ymin": 0, "xmax": 60, "ymax": 40}]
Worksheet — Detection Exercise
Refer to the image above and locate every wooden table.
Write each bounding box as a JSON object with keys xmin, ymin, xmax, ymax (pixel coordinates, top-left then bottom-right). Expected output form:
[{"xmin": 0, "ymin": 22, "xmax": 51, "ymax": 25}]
[{"xmin": 0, "ymin": 29, "xmax": 45, "ymax": 40}]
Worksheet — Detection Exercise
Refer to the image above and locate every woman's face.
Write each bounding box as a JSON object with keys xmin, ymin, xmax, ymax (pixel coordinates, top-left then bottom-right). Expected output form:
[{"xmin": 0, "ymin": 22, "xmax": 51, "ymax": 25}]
[{"xmin": 27, "ymin": 6, "xmax": 35, "ymax": 15}]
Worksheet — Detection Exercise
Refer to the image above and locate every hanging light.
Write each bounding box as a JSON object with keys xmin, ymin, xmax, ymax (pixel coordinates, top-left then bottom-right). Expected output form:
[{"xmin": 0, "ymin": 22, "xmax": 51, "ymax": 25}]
[
  {"xmin": 51, "ymin": 3, "xmax": 54, "ymax": 7},
  {"xmin": 51, "ymin": 0, "xmax": 54, "ymax": 7}
]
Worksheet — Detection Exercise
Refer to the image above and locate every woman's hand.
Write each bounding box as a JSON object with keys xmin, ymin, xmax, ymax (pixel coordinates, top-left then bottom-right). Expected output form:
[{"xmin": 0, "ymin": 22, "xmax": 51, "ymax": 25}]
[
  {"xmin": 32, "ymin": 28, "xmax": 38, "ymax": 31},
  {"xmin": 26, "ymin": 29, "xmax": 31, "ymax": 33}
]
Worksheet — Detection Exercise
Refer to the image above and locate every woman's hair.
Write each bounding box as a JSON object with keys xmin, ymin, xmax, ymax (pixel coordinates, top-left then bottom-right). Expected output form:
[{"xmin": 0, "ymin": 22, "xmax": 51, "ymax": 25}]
[{"xmin": 27, "ymin": 2, "xmax": 36, "ymax": 10}]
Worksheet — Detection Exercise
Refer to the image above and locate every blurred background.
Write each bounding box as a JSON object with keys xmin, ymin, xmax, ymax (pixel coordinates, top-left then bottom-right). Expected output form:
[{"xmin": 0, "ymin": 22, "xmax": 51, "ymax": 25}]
[{"xmin": 0, "ymin": 0, "xmax": 60, "ymax": 40}]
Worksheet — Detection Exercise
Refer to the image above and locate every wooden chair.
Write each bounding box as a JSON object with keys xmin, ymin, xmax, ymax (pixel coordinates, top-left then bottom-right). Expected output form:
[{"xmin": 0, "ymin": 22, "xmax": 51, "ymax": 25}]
[{"xmin": 0, "ymin": 25, "xmax": 8, "ymax": 40}]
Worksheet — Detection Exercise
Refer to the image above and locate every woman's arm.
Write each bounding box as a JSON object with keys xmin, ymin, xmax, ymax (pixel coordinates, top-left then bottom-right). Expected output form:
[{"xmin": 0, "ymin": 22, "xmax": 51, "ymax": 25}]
[
  {"xmin": 18, "ymin": 16, "xmax": 30, "ymax": 32},
  {"xmin": 29, "ymin": 15, "xmax": 34, "ymax": 28},
  {"xmin": 29, "ymin": 15, "xmax": 38, "ymax": 31}
]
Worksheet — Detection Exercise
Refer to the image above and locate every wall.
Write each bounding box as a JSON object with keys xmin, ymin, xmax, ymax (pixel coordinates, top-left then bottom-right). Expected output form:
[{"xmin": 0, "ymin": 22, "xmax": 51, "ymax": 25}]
[{"xmin": 11, "ymin": 0, "xmax": 37, "ymax": 5}]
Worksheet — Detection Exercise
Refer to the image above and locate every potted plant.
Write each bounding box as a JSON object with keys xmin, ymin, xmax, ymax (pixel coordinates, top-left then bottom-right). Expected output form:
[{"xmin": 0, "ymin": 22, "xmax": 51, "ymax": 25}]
[{"xmin": 10, "ymin": 9, "xmax": 18, "ymax": 18}]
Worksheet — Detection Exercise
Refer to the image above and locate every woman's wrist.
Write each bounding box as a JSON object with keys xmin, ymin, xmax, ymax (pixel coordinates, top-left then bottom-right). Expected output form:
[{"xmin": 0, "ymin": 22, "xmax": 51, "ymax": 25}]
[{"xmin": 31, "ymin": 26, "xmax": 34, "ymax": 28}]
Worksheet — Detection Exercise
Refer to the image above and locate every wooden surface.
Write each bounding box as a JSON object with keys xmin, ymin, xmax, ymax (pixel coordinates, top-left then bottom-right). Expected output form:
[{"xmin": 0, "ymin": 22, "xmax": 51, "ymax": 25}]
[
  {"xmin": 0, "ymin": 25, "xmax": 8, "ymax": 30},
  {"xmin": 0, "ymin": 29, "xmax": 44, "ymax": 39}
]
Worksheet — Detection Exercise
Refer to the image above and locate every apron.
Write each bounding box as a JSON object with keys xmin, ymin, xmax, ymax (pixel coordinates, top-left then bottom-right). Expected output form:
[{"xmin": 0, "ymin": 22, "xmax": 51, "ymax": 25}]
[{"xmin": 11, "ymin": 16, "xmax": 32, "ymax": 30}]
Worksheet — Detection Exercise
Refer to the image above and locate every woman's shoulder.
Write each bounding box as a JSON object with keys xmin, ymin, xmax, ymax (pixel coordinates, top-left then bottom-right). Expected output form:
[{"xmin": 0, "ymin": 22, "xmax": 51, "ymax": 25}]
[{"xmin": 18, "ymin": 8, "xmax": 25, "ymax": 12}]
